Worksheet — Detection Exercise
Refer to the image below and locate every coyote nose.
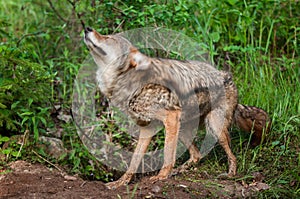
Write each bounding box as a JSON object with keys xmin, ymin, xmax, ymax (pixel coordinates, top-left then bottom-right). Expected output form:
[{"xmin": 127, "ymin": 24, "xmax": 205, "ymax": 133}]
[{"xmin": 85, "ymin": 27, "xmax": 93, "ymax": 33}]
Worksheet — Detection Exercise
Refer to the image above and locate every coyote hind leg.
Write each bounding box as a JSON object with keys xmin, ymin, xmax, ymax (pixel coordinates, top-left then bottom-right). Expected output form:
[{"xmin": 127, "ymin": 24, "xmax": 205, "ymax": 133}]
[
  {"xmin": 218, "ymin": 128, "xmax": 237, "ymax": 176},
  {"xmin": 173, "ymin": 117, "xmax": 202, "ymax": 174},
  {"xmin": 205, "ymin": 108, "xmax": 237, "ymax": 177},
  {"xmin": 179, "ymin": 122, "xmax": 202, "ymax": 165}
]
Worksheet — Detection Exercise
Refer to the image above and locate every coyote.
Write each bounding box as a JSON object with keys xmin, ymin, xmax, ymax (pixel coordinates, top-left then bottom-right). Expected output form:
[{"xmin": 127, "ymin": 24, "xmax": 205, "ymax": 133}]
[{"xmin": 83, "ymin": 27, "xmax": 271, "ymax": 189}]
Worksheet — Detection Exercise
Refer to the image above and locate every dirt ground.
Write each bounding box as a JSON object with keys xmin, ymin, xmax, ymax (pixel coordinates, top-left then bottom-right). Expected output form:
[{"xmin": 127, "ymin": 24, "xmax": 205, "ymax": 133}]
[{"xmin": 0, "ymin": 161, "xmax": 269, "ymax": 198}]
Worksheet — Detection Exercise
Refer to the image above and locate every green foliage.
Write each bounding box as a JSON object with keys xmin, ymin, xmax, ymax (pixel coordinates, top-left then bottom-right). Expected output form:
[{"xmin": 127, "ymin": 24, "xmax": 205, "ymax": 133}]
[
  {"xmin": 0, "ymin": 134, "xmax": 24, "ymax": 160},
  {"xmin": 0, "ymin": 43, "xmax": 53, "ymax": 139},
  {"xmin": 0, "ymin": 0, "xmax": 299, "ymax": 197},
  {"xmin": 60, "ymin": 124, "xmax": 113, "ymax": 182}
]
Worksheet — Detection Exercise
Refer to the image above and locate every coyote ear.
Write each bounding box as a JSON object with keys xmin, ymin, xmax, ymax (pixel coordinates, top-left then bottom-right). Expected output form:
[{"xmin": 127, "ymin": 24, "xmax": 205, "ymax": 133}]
[{"xmin": 130, "ymin": 48, "xmax": 151, "ymax": 70}]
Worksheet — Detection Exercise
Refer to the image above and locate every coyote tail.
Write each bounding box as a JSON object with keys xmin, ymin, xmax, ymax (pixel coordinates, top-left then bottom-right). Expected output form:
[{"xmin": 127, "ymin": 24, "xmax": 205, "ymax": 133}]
[{"xmin": 233, "ymin": 104, "xmax": 271, "ymax": 146}]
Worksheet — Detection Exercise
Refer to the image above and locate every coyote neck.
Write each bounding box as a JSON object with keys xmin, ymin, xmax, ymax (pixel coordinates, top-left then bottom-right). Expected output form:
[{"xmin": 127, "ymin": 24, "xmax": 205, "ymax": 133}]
[{"xmin": 96, "ymin": 66, "xmax": 118, "ymax": 96}]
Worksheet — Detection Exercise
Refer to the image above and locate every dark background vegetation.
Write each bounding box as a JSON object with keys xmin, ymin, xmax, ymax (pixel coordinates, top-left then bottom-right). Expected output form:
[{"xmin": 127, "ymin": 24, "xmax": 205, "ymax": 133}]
[{"xmin": 0, "ymin": 0, "xmax": 299, "ymax": 197}]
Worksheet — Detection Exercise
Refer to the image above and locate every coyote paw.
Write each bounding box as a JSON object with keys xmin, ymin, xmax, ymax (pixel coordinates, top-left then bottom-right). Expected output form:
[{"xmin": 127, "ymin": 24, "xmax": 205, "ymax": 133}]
[
  {"xmin": 149, "ymin": 175, "xmax": 168, "ymax": 183},
  {"xmin": 172, "ymin": 158, "xmax": 199, "ymax": 175},
  {"xmin": 106, "ymin": 179, "xmax": 127, "ymax": 190},
  {"xmin": 106, "ymin": 173, "xmax": 133, "ymax": 189},
  {"xmin": 150, "ymin": 165, "xmax": 172, "ymax": 183},
  {"xmin": 217, "ymin": 172, "xmax": 235, "ymax": 179}
]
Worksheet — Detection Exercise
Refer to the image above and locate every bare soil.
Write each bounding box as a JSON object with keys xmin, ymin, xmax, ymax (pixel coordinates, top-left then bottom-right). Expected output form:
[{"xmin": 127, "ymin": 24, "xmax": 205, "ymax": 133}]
[{"xmin": 0, "ymin": 161, "xmax": 269, "ymax": 198}]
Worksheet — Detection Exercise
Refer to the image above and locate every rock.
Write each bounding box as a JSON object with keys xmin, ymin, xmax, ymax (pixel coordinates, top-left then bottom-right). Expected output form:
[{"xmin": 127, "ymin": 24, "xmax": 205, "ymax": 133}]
[
  {"xmin": 57, "ymin": 111, "xmax": 72, "ymax": 123},
  {"xmin": 151, "ymin": 185, "xmax": 161, "ymax": 193},
  {"xmin": 46, "ymin": 127, "xmax": 64, "ymax": 138},
  {"xmin": 252, "ymin": 171, "xmax": 265, "ymax": 182},
  {"xmin": 38, "ymin": 136, "xmax": 67, "ymax": 159},
  {"xmin": 64, "ymin": 175, "xmax": 77, "ymax": 181},
  {"xmin": 256, "ymin": 182, "xmax": 270, "ymax": 190}
]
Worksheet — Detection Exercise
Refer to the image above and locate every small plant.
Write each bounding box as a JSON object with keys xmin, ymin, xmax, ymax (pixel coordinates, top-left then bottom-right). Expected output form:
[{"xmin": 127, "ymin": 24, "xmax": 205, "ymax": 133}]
[
  {"xmin": 0, "ymin": 134, "xmax": 24, "ymax": 161},
  {"xmin": 59, "ymin": 123, "xmax": 113, "ymax": 182}
]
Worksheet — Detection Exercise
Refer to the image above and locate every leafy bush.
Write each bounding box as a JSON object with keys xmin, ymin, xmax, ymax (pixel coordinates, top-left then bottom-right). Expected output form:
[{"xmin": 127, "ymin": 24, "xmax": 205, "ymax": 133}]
[{"xmin": 0, "ymin": 41, "xmax": 53, "ymax": 140}]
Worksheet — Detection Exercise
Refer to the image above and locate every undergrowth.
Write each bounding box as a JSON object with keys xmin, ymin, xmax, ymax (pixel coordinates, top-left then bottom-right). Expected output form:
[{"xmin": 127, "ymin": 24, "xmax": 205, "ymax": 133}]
[{"xmin": 0, "ymin": 0, "xmax": 299, "ymax": 197}]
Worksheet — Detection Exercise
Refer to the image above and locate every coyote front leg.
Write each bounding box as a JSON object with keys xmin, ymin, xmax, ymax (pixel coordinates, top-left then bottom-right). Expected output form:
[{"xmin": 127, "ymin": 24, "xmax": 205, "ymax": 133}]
[
  {"xmin": 150, "ymin": 109, "xmax": 181, "ymax": 182},
  {"xmin": 106, "ymin": 127, "xmax": 153, "ymax": 189}
]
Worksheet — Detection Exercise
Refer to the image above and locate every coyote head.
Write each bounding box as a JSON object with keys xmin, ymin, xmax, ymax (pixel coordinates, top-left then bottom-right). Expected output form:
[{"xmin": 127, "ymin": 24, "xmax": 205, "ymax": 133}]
[{"xmin": 84, "ymin": 27, "xmax": 151, "ymax": 71}]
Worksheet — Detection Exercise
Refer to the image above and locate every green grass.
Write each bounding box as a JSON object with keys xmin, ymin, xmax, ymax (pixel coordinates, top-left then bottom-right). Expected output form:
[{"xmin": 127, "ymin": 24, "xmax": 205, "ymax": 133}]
[{"xmin": 0, "ymin": 0, "xmax": 299, "ymax": 197}]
